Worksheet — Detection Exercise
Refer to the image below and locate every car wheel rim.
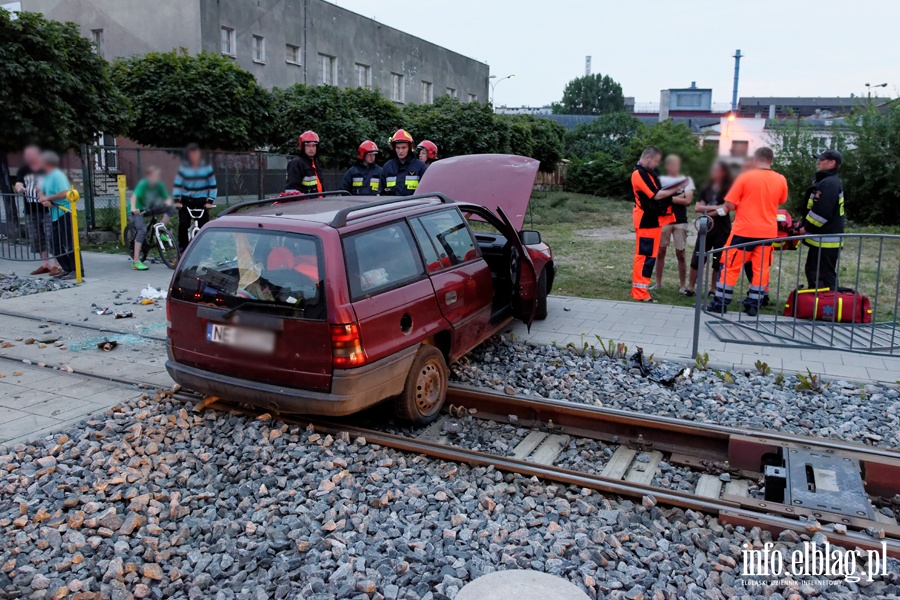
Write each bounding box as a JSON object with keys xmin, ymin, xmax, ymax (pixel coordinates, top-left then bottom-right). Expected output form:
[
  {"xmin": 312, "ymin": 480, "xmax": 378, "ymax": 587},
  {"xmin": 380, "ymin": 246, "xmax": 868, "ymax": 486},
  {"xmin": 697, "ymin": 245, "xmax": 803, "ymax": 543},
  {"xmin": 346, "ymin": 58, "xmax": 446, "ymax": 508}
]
[{"xmin": 415, "ymin": 359, "xmax": 443, "ymax": 414}]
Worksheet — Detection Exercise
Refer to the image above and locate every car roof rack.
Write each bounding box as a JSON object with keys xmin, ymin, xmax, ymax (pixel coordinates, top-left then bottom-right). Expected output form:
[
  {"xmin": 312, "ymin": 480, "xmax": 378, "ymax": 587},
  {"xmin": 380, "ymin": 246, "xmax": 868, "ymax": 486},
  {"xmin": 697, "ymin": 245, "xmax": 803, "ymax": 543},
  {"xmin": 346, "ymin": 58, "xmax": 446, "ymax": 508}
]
[
  {"xmin": 218, "ymin": 190, "xmax": 351, "ymax": 217},
  {"xmin": 329, "ymin": 192, "xmax": 453, "ymax": 228}
]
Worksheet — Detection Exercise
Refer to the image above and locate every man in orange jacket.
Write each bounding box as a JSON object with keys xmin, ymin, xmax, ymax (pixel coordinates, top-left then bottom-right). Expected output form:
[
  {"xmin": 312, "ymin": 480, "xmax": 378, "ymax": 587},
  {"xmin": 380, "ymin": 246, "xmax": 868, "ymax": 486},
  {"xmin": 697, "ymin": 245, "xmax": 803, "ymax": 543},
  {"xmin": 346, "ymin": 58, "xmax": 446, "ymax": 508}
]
[
  {"xmin": 631, "ymin": 146, "xmax": 686, "ymax": 302},
  {"xmin": 706, "ymin": 147, "xmax": 788, "ymax": 316}
]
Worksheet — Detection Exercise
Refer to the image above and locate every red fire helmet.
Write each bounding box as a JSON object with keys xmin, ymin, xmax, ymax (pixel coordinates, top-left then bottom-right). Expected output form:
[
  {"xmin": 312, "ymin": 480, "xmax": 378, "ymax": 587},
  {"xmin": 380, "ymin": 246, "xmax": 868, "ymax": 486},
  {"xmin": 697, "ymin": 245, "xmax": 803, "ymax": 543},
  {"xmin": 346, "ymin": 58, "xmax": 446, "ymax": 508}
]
[
  {"xmin": 417, "ymin": 140, "xmax": 438, "ymax": 161},
  {"xmin": 389, "ymin": 129, "xmax": 414, "ymax": 146},
  {"xmin": 298, "ymin": 130, "xmax": 320, "ymax": 148},
  {"xmin": 358, "ymin": 140, "xmax": 379, "ymax": 160}
]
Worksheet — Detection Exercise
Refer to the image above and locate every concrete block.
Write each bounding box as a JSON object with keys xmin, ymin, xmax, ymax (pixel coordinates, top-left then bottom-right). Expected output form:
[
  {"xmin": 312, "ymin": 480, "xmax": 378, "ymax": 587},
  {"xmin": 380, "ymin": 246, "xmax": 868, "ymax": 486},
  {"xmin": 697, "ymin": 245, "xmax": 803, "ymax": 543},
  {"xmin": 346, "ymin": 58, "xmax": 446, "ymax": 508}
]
[{"xmin": 456, "ymin": 570, "xmax": 590, "ymax": 600}]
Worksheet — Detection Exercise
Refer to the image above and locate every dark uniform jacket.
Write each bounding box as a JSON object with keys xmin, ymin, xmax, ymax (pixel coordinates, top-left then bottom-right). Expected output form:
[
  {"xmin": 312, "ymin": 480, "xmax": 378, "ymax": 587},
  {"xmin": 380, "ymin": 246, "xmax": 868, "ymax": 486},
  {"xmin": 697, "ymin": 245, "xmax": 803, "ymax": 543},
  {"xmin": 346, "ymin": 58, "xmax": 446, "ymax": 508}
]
[
  {"xmin": 631, "ymin": 164, "xmax": 671, "ymax": 229},
  {"xmin": 285, "ymin": 155, "xmax": 322, "ymax": 193},
  {"xmin": 380, "ymin": 156, "xmax": 427, "ymax": 197},
  {"xmin": 803, "ymin": 168, "xmax": 845, "ymax": 248},
  {"xmin": 341, "ymin": 163, "xmax": 383, "ymax": 196}
]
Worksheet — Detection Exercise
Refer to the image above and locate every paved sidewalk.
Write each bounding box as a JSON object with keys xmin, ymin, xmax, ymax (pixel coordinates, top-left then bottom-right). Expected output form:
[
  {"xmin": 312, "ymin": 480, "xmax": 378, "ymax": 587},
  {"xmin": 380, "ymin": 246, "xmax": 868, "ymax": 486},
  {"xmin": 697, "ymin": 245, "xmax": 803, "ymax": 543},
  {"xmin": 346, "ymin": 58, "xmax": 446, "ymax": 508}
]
[{"xmin": 510, "ymin": 296, "xmax": 900, "ymax": 383}]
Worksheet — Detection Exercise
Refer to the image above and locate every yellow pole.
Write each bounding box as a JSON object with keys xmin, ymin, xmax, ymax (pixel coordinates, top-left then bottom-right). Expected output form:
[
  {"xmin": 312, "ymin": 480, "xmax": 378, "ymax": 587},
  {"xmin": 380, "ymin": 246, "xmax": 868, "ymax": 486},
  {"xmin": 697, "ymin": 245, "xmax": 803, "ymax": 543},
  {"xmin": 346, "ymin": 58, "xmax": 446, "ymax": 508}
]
[
  {"xmin": 117, "ymin": 174, "xmax": 127, "ymax": 244},
  {"xmin": 66, "ymin": 188, "xmax": 83, "ymax": 285}
]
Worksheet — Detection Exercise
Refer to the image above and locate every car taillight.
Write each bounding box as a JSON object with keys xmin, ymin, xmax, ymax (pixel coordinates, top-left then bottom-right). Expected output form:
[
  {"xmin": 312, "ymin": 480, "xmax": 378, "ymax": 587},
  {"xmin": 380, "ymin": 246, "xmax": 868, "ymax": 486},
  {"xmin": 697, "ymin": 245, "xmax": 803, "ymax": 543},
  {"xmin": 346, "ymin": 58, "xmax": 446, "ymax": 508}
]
[{"xmin": 331, "ymin": 324, "xmax": 366, "ymax": 368}]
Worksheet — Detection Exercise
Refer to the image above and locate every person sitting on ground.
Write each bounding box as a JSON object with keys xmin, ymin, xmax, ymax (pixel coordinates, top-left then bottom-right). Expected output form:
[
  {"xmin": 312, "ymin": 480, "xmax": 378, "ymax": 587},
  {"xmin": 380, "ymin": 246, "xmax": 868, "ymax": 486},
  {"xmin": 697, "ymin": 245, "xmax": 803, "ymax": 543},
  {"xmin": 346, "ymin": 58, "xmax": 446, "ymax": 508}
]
[
  {"xmin": 38, "ymin": 151, "xmax": 82, "ymax": 281},
  {"xmin": 14, "ymin": 145, "xmax": 60, "ymax": 276},
  {"xmin": 655, "ymin": 154, "xmax": 695, "ymax": 295},
  {"xmin": 130, "ymin": 166, "xmax": 175, "ymax": 271}
]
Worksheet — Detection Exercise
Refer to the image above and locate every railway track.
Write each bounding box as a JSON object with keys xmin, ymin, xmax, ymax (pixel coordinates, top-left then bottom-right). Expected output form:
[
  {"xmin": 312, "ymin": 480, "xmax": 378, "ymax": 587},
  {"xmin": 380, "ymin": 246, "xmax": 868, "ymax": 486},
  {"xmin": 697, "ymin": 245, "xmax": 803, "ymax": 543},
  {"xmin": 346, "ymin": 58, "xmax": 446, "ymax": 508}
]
[
  {"xmin": 205, "ymin": 384, "xmax": 900, "ymax": 559},
  {"xmin": 3, "ymin": 316, "xmax": 900, "ymax": 558}
]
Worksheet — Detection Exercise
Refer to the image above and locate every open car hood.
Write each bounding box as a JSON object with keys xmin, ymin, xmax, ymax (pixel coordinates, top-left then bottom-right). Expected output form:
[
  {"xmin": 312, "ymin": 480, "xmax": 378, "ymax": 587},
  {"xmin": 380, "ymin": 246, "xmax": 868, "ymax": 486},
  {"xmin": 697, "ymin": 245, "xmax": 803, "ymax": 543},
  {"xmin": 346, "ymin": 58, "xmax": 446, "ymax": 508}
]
[{"xmin": 417, "ymin": 154, "xmax": 539, "ymax": 231}]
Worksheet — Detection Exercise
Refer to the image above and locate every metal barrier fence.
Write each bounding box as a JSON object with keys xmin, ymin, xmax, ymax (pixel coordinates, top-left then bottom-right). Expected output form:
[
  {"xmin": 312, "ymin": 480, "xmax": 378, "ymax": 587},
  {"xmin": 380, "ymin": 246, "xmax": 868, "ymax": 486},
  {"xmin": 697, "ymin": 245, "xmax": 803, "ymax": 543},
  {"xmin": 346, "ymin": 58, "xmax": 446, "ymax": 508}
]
[
  {"xmin": 81, "ymin": 146, "xmax": 345, "ymax": 232},
  {"xmin": 0, "ymin": 193, "xmax": 85, "ymax": 281},
  {"xmin": 691, "ymin": 217, "xmax": 900, "ymax": 358}
]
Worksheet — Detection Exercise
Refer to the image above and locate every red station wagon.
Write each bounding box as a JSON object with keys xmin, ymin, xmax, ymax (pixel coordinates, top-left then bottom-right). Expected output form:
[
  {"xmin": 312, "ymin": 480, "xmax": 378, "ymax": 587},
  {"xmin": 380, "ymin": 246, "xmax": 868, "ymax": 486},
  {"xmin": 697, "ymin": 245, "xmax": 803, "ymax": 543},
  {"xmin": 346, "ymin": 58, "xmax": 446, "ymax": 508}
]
[{"xmin": 166, "ymin": 155, "xmax": 556, "ymax": 423}]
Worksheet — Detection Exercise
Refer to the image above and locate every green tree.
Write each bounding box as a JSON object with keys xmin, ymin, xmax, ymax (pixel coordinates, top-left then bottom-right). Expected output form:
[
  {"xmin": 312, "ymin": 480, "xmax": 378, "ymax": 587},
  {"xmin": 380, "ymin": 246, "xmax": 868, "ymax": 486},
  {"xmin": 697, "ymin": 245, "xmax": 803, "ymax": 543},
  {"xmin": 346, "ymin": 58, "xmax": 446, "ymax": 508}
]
[
  {"xmin": 564, "ymin": 112, "xmax": 646, "ymax": 160},
  {"xmin": 0, "ymin": 10, "xmax": 126, "ymax": 188},
  {"xmin": 501, "ymin": 115, "xmax": 565, "ymax": 172},
  {"xmin": 551, "ymin": 73, "xmax": 625, "ymax": 116},
  {"xmin": 271, "ymin": 85, "xmax": 401, "ymax": 168},
  {"xmin": 843, "ymin": 104, "xmax": 900, "ymax": 226},
  {"xmin": 403, "ymin": 96, "xmax": 511, "ymax": 158},
  {"xmin": 628, "ymin": 119, "xmax": 716, "ymax": 184},
  {"xmin": 111, "ymin": 50, "xmax": 272, "ymax": 150},
  {"xmin": 567, "ymin": 152, "xmax": 632, "ymax": 198}
]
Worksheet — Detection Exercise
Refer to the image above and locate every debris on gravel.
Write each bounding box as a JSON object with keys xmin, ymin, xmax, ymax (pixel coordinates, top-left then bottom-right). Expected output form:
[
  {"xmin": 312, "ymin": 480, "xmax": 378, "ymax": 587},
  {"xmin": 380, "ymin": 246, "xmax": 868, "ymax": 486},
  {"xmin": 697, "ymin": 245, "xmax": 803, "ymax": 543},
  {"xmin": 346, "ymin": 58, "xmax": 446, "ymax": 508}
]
[
  {"xmin": 0, "ymin": 273, "xmax": 73, "ymax": 299},
  {"xmin": 2, "ymin": 394, "xmax": 899, "ymax": 599},
  {"xmin": 452, "ymin": 336, "xmax": 900, "ymax": 450}
]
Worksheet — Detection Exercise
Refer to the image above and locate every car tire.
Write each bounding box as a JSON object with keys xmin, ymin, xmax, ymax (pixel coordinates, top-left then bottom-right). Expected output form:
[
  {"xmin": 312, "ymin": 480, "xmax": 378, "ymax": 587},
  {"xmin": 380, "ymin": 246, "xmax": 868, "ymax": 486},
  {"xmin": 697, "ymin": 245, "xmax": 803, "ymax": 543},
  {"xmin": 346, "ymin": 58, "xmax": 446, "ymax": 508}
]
[
  {"xmin": 535, "ymin": 268, "xmax": 549, "ymax": 320},
  {"xmin": 395, "ymin": 345, "xmax": 448, "ymax": 425}
]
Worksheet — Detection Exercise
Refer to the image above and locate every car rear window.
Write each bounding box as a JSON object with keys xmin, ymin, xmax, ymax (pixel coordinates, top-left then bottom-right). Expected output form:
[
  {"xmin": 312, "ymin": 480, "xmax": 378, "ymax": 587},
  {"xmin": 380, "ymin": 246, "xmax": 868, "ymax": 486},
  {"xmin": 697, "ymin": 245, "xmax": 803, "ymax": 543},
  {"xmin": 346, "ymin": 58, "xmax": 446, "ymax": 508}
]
[
  {"xmin": 343, "ymin": 222, "xmax": 424, "ymax": 299},
  {"xmin": 171, "ymin": 228, "xmax": 326, "ymax": 320}
]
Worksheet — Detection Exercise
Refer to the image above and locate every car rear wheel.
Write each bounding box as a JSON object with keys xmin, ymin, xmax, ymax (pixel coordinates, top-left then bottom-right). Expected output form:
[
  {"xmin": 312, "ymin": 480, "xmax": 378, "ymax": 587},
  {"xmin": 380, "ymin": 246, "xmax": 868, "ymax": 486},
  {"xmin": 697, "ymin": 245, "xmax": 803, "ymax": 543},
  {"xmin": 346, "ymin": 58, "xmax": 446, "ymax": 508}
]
[
  {"xmin": 535, "ymin": 268, "xmax": 549, "ymax": 320},
  {"xmin": 395, "ymin": 345, "xmax": 448, "ymax": 425}
]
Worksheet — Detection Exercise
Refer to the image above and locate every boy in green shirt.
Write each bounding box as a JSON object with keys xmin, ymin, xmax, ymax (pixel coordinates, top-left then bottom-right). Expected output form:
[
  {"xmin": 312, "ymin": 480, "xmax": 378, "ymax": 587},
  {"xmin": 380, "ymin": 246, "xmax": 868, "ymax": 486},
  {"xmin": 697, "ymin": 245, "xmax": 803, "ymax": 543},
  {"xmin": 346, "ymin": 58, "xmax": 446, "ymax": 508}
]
[{"xmin": 130, "ymin": 166, "xmax": 175, "ymax": 270}]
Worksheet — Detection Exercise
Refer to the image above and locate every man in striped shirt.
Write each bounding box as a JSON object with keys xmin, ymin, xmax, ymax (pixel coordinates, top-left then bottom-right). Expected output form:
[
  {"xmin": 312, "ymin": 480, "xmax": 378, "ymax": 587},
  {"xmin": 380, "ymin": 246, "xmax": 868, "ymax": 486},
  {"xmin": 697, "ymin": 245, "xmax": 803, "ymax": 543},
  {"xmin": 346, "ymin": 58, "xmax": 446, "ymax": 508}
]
[{"xmin": 173, "ymin": 143, "xmax": 217, "ymax": 252}]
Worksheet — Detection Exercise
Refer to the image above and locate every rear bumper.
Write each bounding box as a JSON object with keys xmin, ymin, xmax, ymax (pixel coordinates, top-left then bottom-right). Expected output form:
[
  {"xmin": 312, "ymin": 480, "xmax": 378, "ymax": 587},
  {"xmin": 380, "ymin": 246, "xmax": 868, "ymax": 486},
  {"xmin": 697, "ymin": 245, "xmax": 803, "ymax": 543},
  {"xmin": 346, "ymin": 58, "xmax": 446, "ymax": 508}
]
[{"xmin": 166, "ymin": 344, "xmax": 418, "ymax": 416}]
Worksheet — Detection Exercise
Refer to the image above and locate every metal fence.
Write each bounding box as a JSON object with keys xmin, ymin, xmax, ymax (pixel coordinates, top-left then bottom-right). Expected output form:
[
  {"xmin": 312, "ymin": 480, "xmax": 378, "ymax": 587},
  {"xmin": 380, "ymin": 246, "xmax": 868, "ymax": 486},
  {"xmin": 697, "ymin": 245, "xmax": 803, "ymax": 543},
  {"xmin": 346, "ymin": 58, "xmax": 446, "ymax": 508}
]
[
  {"xmin": 81, "ymin": 146, "xmax": 345, "ymax": 232},
  {"xmin": 0, "ymin": 193, "xmax": 84, "ymax": 279},
  {"xmin": 691, "ymin": 218, "xmax": 900, "ymax": 358}
]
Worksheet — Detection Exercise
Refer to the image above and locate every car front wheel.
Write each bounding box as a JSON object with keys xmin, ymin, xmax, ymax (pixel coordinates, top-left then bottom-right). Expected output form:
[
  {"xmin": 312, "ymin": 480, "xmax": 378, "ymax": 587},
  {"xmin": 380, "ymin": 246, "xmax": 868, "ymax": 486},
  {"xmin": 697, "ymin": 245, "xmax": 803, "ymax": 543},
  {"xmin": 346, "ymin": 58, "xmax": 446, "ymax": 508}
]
[{"xmin": 395, "ymin": 345, "xmax": 448, "ymax": 425}]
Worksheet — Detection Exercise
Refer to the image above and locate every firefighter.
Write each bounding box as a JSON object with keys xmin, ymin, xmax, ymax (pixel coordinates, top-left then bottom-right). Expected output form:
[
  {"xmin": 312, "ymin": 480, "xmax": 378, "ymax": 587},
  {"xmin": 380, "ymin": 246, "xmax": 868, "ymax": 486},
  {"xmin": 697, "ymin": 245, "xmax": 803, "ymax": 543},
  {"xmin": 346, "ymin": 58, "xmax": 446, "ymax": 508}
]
[
  {"xmin": 706, "ymin": 147, "xmax": 788, "ymax": 316},
  {"xmin": 285, "ymin": 131, "xmax": 322, "ymax": 194},
  {"xmin": 630, "ymin": 146, "xmax": 686, "ymax": 303},
  {"xmin": 803, "ymin": 149, "xmax": 845, "ymax": 289},
  {"xmin": 417, "ymin": 140, "xmax": 439, "ymax": 166},
  {"xmin": 381, "ymin": 129, "xmax": 427, "ymax": 196},
  {"xmin": 341, "ymin": 140, "xmax": 383, "ymax": 196}
]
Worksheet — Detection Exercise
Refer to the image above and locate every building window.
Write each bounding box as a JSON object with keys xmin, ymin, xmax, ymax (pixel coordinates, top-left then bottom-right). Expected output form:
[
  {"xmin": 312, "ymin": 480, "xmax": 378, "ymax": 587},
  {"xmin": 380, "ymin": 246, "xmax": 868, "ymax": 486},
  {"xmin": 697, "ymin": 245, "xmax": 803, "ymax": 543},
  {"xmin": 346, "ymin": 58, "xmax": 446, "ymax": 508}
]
[
  {"xmin": 220, "ymin": 27, "xmax": 235, "ymax": 56},
  {"xmin": 391, "ymin": 73, "xmax": 405, "ymax": 103},
  {"xmin": 730, "ymin": 140, "xmax": 749, "ymax": 157},
  {"xmin": 91, "ymin": 29, "xmax": 104, "ymax": 56},
  {"xmin": 422, "ymin": 81, "xmax": 433, "ymax": 104},
  {"xmin": 285, "ymin": 44, "xmax": 301, "ymax": 65},
  {"xmin": 446, "ymin": 87, "xmax": 457, "ymax": 98},
  {"xmin": 468, "ymin": 93, "xmax": 478, "ymax": 103},
  {"xmin": 320, "ymin": 54, "xmax": 337, "ymax": 85},
  {"xmin": 251, "ymin": 35, "xmax": 265, "ymax": 63},
  {"xmin": 356, "ymin": 63, "xmax": 371, "ymax": 89},
  {"xmin": 675, "ymin": 93, "xmax": 702, "ymax": 108}
]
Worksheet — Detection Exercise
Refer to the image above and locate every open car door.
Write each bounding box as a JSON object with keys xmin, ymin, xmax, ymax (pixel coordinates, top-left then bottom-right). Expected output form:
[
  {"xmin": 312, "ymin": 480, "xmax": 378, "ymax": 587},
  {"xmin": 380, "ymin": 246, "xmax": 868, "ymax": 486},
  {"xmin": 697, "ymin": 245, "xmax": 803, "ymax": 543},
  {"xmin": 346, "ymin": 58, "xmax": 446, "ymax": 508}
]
[{"xmin": 458, "ymin": 203, "xmax": 537, "ymax": 329}]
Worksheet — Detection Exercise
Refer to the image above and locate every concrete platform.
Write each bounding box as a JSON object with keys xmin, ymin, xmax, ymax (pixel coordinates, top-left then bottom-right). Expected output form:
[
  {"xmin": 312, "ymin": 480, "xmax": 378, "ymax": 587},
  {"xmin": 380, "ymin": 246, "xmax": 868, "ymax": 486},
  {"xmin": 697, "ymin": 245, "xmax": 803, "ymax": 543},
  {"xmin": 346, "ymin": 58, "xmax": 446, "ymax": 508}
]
[{"xmin": 456, "ymin": 570, "xmax": 590, "ymax": 600}]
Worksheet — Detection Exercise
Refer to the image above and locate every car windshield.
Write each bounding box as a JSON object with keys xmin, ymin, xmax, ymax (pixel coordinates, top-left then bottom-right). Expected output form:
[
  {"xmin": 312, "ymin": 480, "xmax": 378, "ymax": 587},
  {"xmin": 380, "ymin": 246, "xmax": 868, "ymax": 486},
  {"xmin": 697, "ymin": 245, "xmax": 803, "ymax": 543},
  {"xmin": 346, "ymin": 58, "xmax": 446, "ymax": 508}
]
[{"xmin": 170, "ymin": 228, "xmax": 326, "ymax": 320}]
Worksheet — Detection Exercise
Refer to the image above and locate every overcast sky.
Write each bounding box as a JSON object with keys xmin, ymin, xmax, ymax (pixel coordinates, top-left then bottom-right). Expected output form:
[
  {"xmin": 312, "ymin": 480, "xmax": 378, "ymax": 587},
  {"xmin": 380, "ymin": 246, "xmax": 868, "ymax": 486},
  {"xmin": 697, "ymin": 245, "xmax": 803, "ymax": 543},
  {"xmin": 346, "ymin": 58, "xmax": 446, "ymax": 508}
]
[{"xmin": 332, "ymin": 0, "xmax": 898, "ymax": 107}]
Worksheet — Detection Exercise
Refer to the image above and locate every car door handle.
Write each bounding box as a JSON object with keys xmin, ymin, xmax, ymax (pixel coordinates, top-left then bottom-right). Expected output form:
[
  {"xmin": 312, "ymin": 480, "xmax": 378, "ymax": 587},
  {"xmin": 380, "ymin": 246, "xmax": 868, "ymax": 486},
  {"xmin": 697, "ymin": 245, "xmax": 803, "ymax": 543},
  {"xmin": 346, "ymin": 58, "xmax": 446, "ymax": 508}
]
[{"xmin": 445, "ymin": 291, "xmax": 457, "ymax": 305}]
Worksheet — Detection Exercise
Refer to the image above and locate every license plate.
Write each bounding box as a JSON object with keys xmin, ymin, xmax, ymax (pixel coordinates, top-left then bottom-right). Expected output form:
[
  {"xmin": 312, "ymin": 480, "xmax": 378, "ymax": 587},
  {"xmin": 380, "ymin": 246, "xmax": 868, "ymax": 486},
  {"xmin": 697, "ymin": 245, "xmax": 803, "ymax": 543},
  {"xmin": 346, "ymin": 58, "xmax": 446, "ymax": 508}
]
[{"xmin": 206, "ymin": 323, "xmax": 276, "ymax": 354}]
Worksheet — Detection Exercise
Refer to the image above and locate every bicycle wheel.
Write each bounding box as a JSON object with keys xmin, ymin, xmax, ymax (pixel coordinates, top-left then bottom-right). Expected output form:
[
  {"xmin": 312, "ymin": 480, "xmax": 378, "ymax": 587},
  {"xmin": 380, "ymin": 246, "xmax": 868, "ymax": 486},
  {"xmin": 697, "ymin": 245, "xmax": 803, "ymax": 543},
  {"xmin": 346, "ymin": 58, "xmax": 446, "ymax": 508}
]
[
  {"xmin": 123, "ymin": 224, "xmax": 138, "ymax": 259},
  {"xmin": 155, "ymin": 225, "xmax": 180, "ymax": 269}
]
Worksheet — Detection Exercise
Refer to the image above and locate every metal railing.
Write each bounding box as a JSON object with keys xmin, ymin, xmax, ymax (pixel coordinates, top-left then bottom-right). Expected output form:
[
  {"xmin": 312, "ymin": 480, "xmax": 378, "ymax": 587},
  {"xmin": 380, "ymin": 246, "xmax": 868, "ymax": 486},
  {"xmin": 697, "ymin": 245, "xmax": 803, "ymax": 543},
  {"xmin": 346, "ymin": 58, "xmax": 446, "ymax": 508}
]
[
  {"xmin": 0, "ymin": 193, "xmax": 84, "ymax": 282},
  {"xmin": 691, "ymin": 217, "xmax": 900, "ymax": 357}
]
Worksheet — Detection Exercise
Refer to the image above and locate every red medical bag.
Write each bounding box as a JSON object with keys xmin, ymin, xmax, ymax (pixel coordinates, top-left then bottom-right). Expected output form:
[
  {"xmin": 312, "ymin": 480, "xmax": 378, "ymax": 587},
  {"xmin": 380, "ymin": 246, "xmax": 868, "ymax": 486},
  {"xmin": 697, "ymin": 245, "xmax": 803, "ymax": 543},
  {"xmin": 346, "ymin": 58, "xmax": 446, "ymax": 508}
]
[{"xmin": 783, "ymin": 288, "xmax": 873, "ymax": 323}]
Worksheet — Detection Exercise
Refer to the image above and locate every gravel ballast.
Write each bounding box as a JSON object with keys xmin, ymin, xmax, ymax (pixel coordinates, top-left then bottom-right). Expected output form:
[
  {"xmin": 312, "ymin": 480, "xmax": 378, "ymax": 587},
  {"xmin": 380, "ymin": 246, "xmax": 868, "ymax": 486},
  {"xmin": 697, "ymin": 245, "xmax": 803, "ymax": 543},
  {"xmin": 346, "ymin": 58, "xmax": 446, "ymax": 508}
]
[
  {"xmin": 0, "ymin": 274, "xmax": 72, "ymax": 299},
  {"xmin": 452, "ymin": 336, "xmax": 900, "ymax": 450},
  {"xmin": 2, "ymin": 392, "xmax": 899, "ymax": 599}
]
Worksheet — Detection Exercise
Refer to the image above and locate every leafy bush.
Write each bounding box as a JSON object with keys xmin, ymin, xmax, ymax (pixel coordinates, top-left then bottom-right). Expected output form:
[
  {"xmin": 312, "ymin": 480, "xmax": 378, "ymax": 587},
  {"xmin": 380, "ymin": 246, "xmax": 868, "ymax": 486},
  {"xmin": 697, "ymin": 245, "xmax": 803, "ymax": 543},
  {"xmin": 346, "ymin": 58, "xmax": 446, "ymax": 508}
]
[
  {"xmin": 111, "ymin": 51, "xmax": 272, "ymax": 151},
  {"xmin": 843, "ymin": 105, "xmax": 900, "ymax": 226},
  {"xmin": 628, "ymin": 120, "xmax": 716, "ymax": 184},
  {"xmin": 565, "ymin": 112, "xmax": 645, "ymax": 159},
  {"xmin": 567, "ymin": 152, "xmax": 631, "ymax": 198}
]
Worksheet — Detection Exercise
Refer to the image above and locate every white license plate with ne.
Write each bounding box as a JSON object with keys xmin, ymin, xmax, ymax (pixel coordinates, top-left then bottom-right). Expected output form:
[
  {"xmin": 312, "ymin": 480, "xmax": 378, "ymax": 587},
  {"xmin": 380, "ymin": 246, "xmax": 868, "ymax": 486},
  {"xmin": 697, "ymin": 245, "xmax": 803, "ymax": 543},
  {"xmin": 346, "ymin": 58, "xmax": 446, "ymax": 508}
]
[{"xmin": 207, "ymin": 323, "xmax": 276, "ymax": 354}]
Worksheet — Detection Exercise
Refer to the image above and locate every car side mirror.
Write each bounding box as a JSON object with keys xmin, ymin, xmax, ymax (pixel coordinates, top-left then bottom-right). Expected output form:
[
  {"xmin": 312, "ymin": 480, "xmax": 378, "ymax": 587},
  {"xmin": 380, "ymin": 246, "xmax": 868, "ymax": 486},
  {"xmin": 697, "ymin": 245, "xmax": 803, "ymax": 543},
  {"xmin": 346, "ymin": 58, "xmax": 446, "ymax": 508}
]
[{"xmin": 520, "ymin": 230, "xmax": 541, "ymax": 245}]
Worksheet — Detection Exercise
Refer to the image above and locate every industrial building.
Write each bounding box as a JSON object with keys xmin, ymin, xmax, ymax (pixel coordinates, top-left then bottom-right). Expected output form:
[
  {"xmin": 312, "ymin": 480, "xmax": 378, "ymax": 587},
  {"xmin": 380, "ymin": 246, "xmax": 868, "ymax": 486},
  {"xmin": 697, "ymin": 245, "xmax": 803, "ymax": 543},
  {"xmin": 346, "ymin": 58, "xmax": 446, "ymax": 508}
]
[{"xmin": 19, "ymin": 0, "xmax": 490, "ymax": 104}]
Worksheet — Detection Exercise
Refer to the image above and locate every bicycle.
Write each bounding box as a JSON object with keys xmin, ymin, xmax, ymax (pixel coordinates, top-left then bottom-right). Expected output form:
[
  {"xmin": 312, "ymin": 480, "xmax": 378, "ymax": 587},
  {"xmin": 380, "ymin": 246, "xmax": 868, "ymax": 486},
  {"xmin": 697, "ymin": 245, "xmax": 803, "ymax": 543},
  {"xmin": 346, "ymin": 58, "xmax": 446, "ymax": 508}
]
[
  {"xmin": 185, "ymin": 207, "xmax": 207, "ymax": 244},
  {"xmin": 123, "ymin": 210, "xmax": 180, "ymax": 269}
]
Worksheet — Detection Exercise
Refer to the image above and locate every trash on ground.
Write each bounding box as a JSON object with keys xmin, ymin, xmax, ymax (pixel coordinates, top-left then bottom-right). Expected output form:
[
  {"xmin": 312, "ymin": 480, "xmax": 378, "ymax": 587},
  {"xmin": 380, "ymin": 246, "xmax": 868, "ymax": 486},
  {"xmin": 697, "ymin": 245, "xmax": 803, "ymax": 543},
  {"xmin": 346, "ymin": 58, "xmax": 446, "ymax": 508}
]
[
  {"xmin": 97, "ymin": 339, "xmax": 118, "ymax": 352},
  {"xmin": 94, "ymin": 307, "xmax": 113, "ymax": 315},
  {"xmin": 115, "ymin": 311, "xmax": 134, "ymax": 319},
  {"xmin": 139, "ymin": 298, "xmax": 155, "ymax": 305},
  {"xmin": 628, "ymin": 347, "xmax": 652, "ymax": 377},
  {"xmin": 141, "ymin": 286, "xmax": 166, "ymax": 300}
]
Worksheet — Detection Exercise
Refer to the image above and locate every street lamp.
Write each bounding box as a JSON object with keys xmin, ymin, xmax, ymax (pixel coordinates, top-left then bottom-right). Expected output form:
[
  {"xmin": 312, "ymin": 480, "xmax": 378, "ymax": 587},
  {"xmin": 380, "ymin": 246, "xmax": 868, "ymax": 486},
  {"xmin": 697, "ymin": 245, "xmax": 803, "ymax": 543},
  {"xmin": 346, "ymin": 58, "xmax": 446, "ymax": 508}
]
[
  {"xmin": 865, "ymin": 82, "xmax": 887, "ymax": 99},
  {"xmin": 489, "ymin": 74, "xmax": 515, "ymax": 104}
]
